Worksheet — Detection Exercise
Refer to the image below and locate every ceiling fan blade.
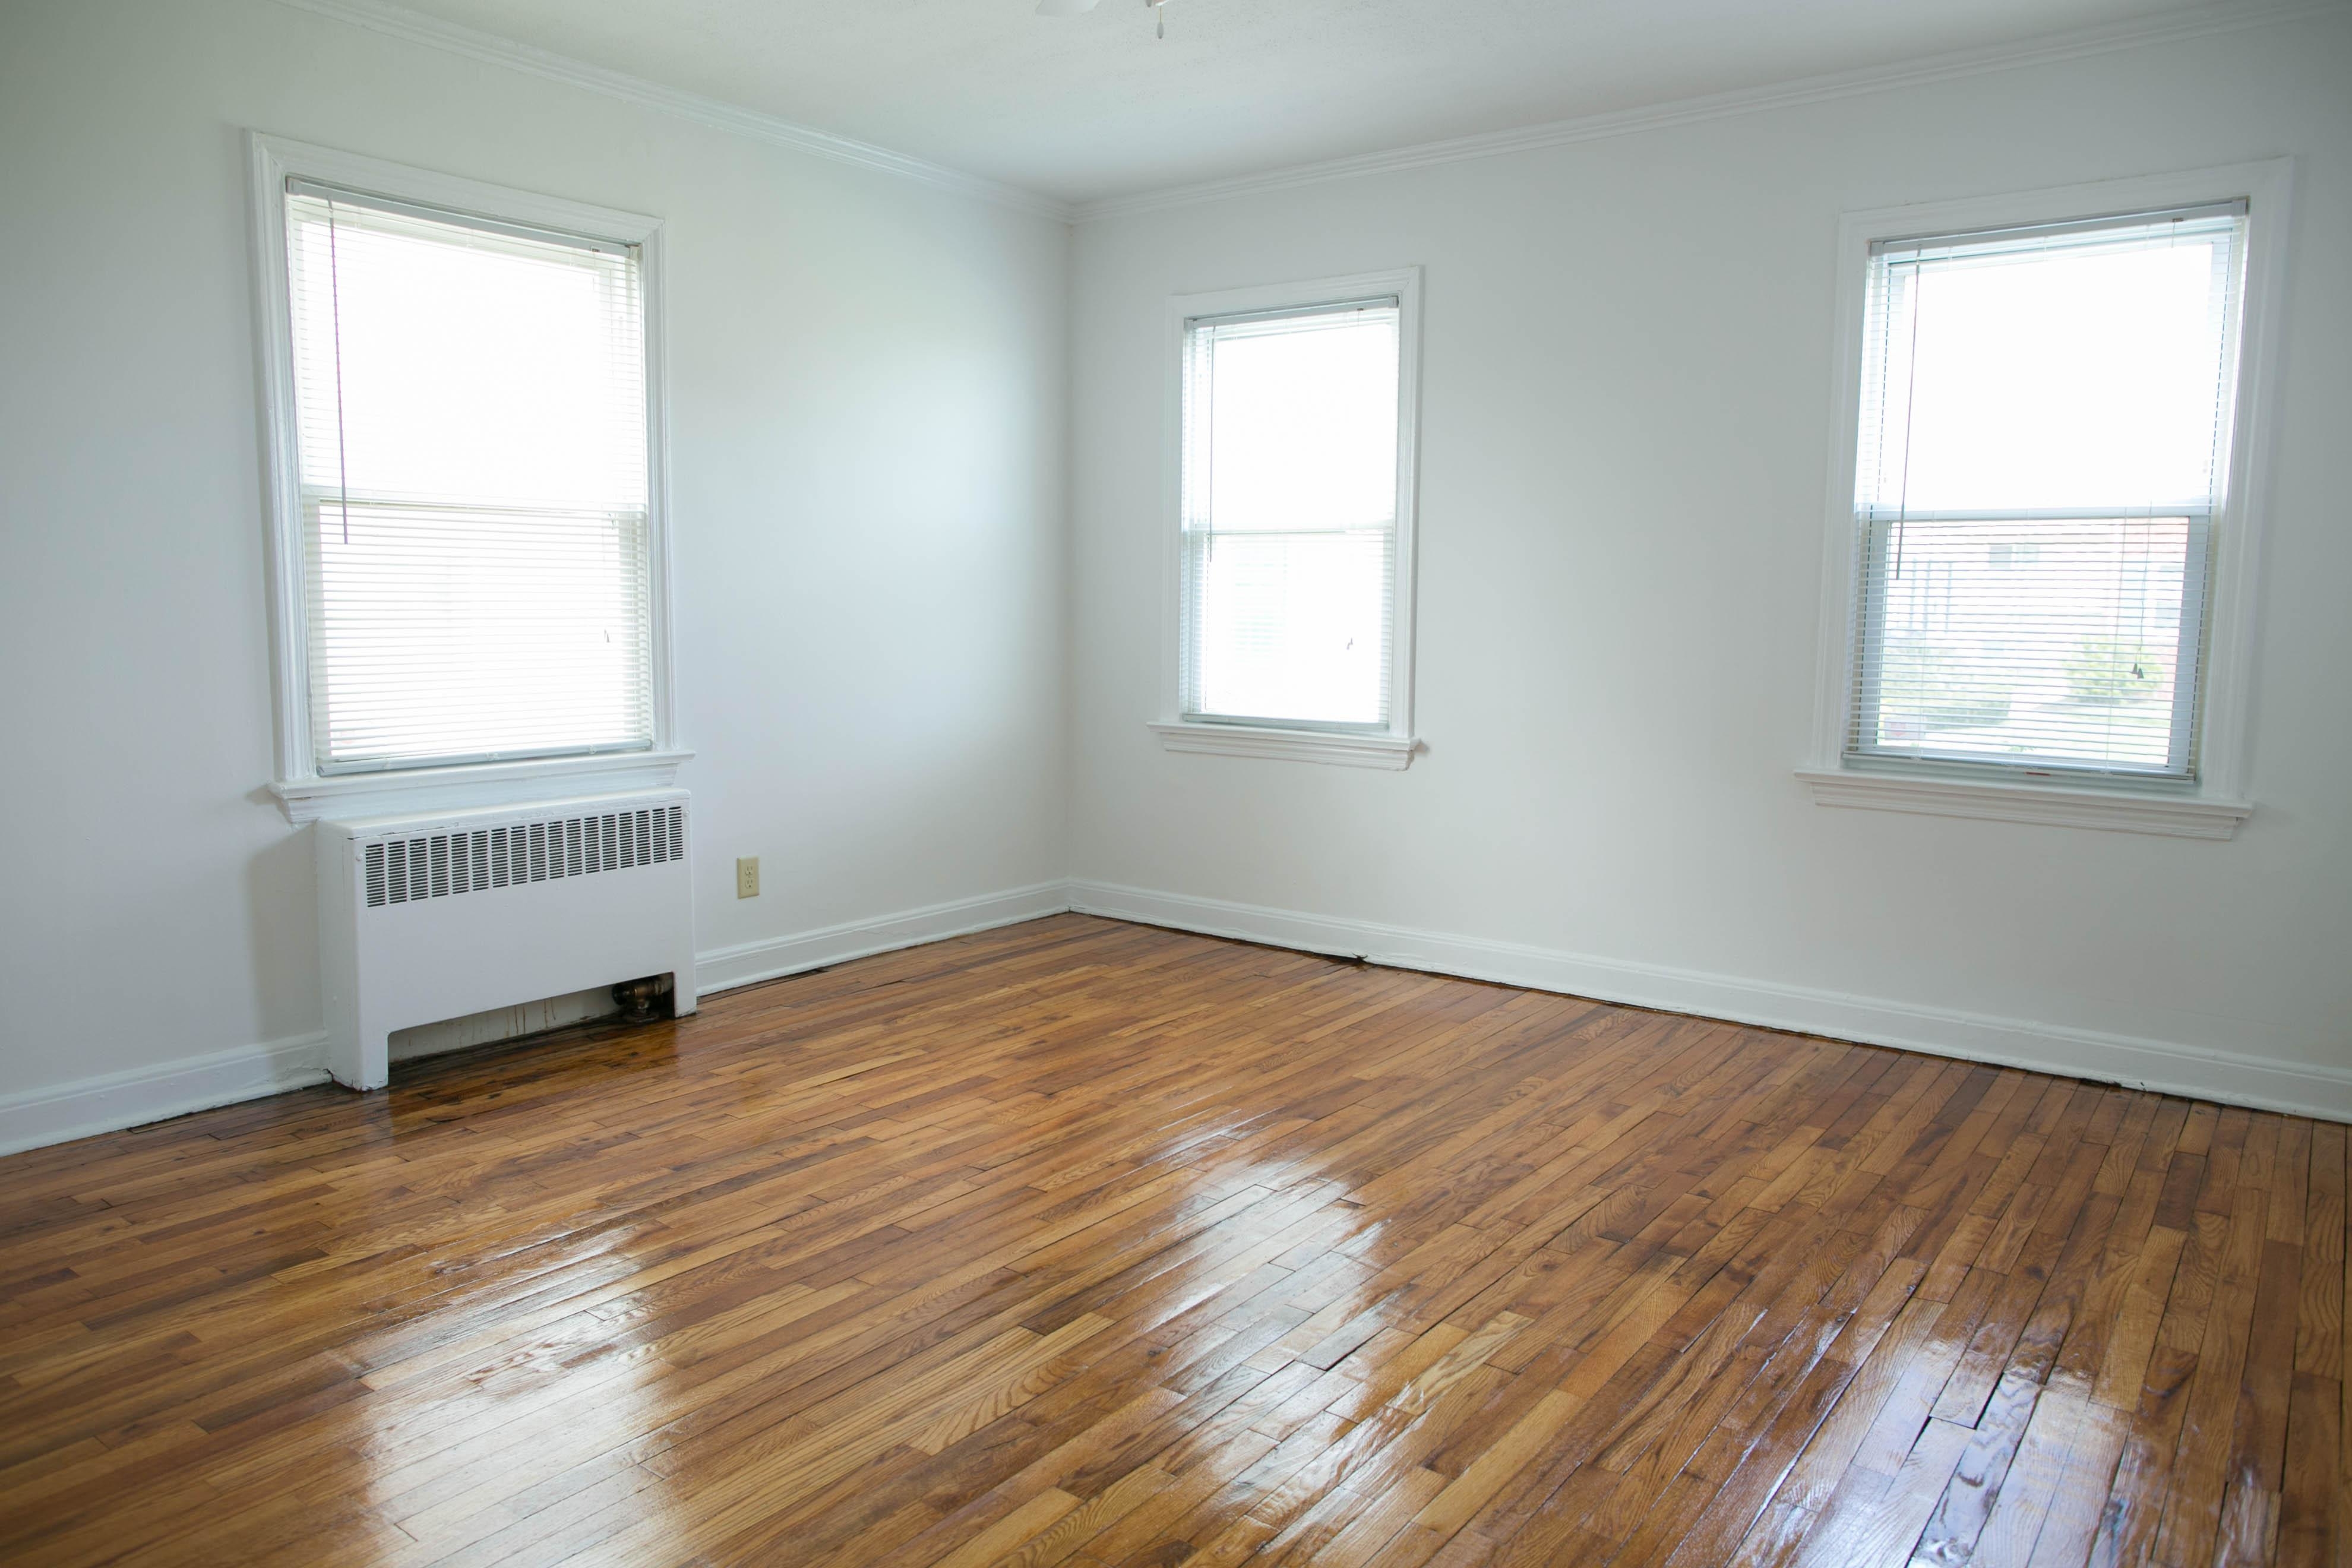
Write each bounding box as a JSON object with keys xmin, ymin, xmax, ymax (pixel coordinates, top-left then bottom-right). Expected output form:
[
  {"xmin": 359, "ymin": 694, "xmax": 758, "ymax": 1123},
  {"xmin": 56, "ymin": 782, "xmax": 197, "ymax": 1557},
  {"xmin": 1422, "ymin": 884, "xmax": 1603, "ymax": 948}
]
[{"xmin": 1035, "ymin": 0, "xmax": 1101, "ymax": 15}]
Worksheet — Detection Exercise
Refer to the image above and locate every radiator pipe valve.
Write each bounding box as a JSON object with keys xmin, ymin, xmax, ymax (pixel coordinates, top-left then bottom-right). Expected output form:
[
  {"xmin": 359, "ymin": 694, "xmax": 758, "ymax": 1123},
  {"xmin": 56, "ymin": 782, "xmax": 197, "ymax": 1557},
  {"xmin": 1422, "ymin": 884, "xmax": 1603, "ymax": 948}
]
[{"xmin": 613, "ymin": 976, "xmax": 663, "ymax": 1024}]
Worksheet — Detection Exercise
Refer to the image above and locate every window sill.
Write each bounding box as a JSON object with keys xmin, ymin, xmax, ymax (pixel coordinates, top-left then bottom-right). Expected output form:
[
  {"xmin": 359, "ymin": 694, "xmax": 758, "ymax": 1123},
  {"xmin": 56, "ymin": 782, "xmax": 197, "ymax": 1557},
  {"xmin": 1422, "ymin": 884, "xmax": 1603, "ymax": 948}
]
[
  {"xmin": 1795, "ymin": 767, "xmax": 2249, "ymax": 840},
  {"xmin": 271, "ymin": 748, "xmax": 694, "ymax": 824},
  {"xmin": 1150, "ymin": 721, "xmax": 1418, "ymax": 770}
]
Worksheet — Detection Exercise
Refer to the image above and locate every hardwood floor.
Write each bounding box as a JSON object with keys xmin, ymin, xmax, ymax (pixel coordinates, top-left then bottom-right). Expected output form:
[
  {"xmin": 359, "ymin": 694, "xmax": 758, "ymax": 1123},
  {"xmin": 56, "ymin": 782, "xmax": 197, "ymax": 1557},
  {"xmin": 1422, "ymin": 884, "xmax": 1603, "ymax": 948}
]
[{"xmin": 0, "ymin": 913, "xmax": 2341, "ymax": 1567}]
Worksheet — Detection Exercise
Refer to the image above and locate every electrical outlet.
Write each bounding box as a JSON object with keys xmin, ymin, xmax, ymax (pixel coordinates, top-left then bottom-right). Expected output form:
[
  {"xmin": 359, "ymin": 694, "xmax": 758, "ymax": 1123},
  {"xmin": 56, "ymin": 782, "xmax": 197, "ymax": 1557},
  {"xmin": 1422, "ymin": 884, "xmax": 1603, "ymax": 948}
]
[{"xmin": 735, "ymin": 856, "xmax": 760, "ymax": 899}]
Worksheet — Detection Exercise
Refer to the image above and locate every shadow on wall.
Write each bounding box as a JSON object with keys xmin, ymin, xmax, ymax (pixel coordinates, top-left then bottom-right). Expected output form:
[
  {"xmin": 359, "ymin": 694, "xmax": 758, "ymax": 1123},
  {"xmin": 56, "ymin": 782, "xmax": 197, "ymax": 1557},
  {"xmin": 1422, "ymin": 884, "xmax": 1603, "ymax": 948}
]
[{"xmin": 244, "ymin": 823, "xmax": 321, "ymax": 1042}]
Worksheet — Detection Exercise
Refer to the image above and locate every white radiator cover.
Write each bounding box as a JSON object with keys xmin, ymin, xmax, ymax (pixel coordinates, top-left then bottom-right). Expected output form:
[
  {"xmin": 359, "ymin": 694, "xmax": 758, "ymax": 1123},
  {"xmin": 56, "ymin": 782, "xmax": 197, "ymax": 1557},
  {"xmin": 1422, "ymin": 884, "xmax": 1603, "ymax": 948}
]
[{"xmin": 316, "ymin": 788, "xmax": 698, "ymax": 1089}]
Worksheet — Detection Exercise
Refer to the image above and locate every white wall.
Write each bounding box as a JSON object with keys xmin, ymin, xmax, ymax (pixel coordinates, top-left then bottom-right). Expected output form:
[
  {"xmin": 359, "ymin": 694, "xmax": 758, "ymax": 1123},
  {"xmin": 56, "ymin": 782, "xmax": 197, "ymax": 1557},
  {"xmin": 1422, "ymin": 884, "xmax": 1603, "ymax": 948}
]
[
  {"xmin": 0, "ymin": 0, "xmax": 1068, "ymax": 1116},
  {"xmin": 1067, "ymin": 14, "xmax": 2352, "ymax": 1103},
  {"xmin": 4, "ymin": 0, "xmax": 2347, "ymax": 1148}
]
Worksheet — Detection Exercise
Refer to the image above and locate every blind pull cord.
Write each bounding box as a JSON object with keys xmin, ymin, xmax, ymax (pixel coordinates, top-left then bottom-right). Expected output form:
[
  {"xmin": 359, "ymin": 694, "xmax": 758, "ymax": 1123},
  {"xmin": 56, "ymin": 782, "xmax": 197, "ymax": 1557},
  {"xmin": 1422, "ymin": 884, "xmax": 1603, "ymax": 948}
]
[
  {"xmin": 1891, "ymin": 271, "xmax": 1925, "ymax": 582},
  {"xmin": 325, "ymin": 198, "xmax": 353, "ymax": 546}
]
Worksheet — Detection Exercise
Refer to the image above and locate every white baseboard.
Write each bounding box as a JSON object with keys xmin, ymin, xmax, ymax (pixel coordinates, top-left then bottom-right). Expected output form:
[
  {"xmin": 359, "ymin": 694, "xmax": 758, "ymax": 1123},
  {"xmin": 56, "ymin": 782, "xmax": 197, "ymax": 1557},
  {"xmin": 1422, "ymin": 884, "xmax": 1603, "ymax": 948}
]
[
  {"xmin": 1067, "ymin": 878, "xmax": 2352, "ymax": 1124},
  {"xmin": 0, "ymin": 880, "xmax": 1071, "ymax": 1158},
  {"xmin": 13, "ymin": 872, "xmax": 2342, "ymax": 1159},
  {"xmin": 694, "ymin": 880, "xmax": 1074, "ymax": 995},
  {"xmin": 0, "ymin": 1032, "xmax": 331, "ymax": 1158}
]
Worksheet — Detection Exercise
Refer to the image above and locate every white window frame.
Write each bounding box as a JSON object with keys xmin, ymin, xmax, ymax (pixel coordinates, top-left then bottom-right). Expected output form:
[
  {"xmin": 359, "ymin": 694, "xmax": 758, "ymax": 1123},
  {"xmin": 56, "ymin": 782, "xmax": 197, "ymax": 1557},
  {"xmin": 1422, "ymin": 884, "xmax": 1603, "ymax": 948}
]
[
  {"xmin": 1152, "ymin": 268, "xmax": 1424, "ymax": 769},
  {"xmin": 1800, "ymin": 162, "xmax": 2294, "ymax": 839},
  {"xmin": 246, "ymin": 132, "xmax": 688, "ymax": 823}
]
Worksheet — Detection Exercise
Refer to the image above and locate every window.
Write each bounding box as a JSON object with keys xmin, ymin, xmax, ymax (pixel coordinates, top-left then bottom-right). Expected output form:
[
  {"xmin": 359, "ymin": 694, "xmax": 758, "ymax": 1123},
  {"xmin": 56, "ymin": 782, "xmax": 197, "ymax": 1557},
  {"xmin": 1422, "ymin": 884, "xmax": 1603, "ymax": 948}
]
[
  {"xmin": 1850, "ymin": 204, "xmax": 2245, "ymax": 779},
  {"xmin": 1156, "ymin": 271, "xmax": 1420, "ymax": 769},
  {"xmin": 1806, "ymin": 166, "xmax": 2288, "ymax": 837},
  {"xmin": 251, "ymin": 137, "xmax": 681, "ymax": 820}
]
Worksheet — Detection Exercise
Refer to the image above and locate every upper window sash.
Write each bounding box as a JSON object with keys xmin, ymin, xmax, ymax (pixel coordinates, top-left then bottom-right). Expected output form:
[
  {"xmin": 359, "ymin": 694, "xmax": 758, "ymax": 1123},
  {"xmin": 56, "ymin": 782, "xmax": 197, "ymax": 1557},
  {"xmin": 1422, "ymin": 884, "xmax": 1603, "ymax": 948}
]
[
  {"xmin": 1854, "ymin": 203, "xmax": 2247, "ymax": 523},
  {"xmin": 1180, "ymin": 297, "xmax": 1404, "ymax": 539}
]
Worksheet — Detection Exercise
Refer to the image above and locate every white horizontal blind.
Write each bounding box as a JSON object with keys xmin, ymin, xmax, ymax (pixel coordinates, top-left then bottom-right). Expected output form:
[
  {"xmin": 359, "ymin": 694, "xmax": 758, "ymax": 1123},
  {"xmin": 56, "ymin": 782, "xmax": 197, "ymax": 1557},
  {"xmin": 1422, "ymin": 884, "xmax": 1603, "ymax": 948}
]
[
  {"xmin": 284, "ymin": 183, "xmax": 653, "ymax": 773},
  {"xmin": 1181, "ymin": 301, "xmax": 1401, "ymax": 729},
  {"xmin": 1848, "ymin": 204, "xmax": 2247, "ymax": 779}
]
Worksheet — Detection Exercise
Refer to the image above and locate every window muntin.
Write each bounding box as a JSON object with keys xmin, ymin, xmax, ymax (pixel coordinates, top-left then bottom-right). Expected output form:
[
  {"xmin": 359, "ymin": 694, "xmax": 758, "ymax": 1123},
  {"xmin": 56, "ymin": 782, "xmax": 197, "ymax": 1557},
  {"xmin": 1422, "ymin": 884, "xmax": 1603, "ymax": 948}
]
[
  {"xmin": 1847, "ymin": 204, "xmax": 2247, "ymax": 780},
  {"xmin": 1180, "ymin": 300, "xmax": 1402, "ymax": 730},
  {"xmin": 283, "ymin": 183, "xmax": 653, "ymax": 774}
]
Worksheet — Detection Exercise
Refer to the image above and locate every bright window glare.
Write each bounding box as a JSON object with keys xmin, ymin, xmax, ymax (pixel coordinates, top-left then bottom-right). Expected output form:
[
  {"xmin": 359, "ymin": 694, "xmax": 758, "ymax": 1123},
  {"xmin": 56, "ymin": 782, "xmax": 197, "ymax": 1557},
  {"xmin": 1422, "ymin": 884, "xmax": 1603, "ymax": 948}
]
[
  {"xmin": 1206, "ymin": 318, "xmax": 1399, "ymax": 533},
  {"xmin": 1872, "ymin": 236, "xmax": 2231, "ymax": 514},
  {"xmin": 1185, "ymin": 308, "xmax": 1399, "ymax": 727},
  {"xmin": 286, "ymin": 191, "xmax": 652, "ymax": 772},
  {"xmin": 1194, "ymin": 532, "xmax": 1392, "ymax": 726},
  {"xmin": 291, "ymin": 219, "xmax": 645, "ymax": 510}
]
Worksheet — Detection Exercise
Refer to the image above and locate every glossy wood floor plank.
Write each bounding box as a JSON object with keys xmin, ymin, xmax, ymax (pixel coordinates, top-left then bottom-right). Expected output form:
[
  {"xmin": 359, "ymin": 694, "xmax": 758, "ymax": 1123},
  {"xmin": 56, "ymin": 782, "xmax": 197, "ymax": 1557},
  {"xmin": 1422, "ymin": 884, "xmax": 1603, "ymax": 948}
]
[{"xmin": 0, "ymin": 914, "xmax": 2341, "ymax": 1566}]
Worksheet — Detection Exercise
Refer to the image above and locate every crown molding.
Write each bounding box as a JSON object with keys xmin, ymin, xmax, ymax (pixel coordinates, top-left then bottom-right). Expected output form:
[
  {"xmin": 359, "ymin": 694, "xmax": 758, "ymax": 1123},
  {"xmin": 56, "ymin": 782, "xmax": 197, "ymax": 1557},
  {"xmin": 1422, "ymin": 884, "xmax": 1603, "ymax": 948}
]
[
  {"xmin": 264, "ymin": 0, "xmax": 1076, "ymax": 221},
  {"xmin": 1075, "ymin": 0, "xmax": 2347, "ymax": 222}
]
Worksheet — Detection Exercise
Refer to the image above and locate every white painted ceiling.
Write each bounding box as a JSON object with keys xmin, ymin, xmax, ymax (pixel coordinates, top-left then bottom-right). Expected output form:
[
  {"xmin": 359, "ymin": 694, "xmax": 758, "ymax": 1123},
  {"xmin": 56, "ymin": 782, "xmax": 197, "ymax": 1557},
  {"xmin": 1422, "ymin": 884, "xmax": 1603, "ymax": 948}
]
[{"xmin": 389, "ymin": 0, "xmax": 2224, "ymax": 204}]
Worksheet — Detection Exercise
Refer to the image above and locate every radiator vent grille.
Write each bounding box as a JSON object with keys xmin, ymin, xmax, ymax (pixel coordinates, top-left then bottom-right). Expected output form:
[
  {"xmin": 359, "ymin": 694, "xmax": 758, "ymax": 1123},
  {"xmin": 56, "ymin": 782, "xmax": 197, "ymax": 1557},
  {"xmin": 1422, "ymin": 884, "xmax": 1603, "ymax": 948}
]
[{"xmin": 363, "ymin": 804, "xmax": 685, "ymax": 909}]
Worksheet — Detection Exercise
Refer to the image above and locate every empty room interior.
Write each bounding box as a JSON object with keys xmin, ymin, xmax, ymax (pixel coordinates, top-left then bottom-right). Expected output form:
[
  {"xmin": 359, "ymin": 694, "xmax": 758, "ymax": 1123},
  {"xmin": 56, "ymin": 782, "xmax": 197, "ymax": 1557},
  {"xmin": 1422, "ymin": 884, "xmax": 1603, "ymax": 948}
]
[{"xmin": 4, "ymin": 0, "xmax": 2351, "ymax": 1562}]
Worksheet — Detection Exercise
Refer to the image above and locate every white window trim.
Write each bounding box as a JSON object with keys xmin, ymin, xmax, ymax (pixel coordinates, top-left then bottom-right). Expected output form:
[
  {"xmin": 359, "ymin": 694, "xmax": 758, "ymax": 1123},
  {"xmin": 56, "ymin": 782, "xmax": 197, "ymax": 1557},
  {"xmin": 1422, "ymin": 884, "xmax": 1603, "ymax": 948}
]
[
  {"xmin": 1801, "ymin": 160, "xmax": 2294, "ymax": 839},
  {"xmin": 1155, "ymin": 268, "xmax": 1424, "ymax": 769},
  {"xmin": 246, "ymin": 132, "xmax": 687, "ymax": 824}
]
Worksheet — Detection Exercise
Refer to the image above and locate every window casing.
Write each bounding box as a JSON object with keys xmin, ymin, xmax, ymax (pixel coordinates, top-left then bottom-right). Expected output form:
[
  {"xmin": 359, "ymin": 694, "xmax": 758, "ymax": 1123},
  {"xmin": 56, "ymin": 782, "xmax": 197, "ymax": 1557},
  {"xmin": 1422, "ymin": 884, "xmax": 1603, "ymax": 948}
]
[
  {"xmin": 249, "ymin": 135, "xmax": 682, "ymax": 821},
  {"xmin": 1160, "ymin": 271, "xmax": 1421, "ymax": 767},
  {"xmin": 1804, "ymin": 164, "xmax": 2290, "ymax": 838}
]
